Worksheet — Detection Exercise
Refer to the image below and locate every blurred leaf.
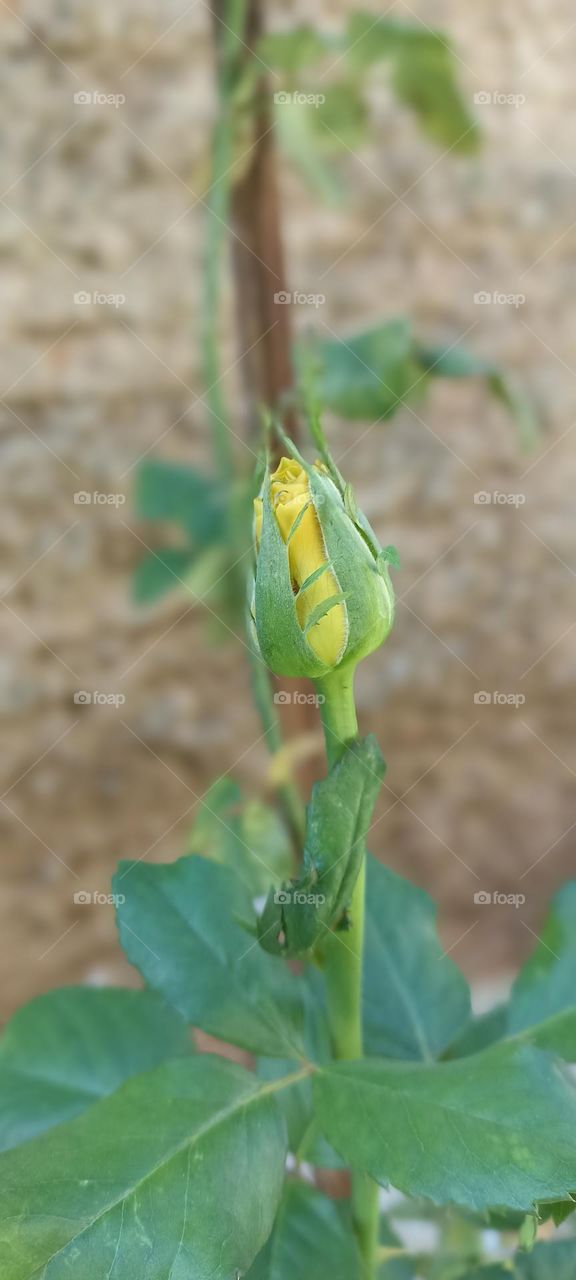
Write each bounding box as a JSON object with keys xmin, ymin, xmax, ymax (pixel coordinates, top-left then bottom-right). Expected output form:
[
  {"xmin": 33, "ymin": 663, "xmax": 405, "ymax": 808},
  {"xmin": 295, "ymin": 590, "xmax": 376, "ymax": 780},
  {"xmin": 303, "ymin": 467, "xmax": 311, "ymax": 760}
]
[
  {"xmin": 488, "ymin": 374, "xmax": 540, "ymax": 450},
  {"xmin": 258, "ymin": 25, "xmax": 333, "ymax": 74},
  {"xmin": 315, "ymin": 81, "xmax": 370, "ymax": 152},
  {"xmin": 313, "ymin": 1042, "xmax": 576, "ymax": 1211},
  {"xmin": 449, "ymin": 882, "xmax": 576, "ymax": 1064},
  {"xmin": 275, "ymin": 96, "xmax": 352, "ymax": 204},
  {"xmin": 134, "ymin": 459, "xmax": 224, "ymax": 544},
  {"xmin": 363, "ymin": 856, "xmax": 471, "ymax": 1061},
  {"xmin": 508, "ymin": 881, "xmax": 576, "ymax": 1059},
  {"xmin": 114, "ymin": 855, "xmax": 310, "ymax": 1058},
  {"xmin": 300, "ymin": 319, "xmax": 423, "ymax": 421},
  {"xmin": 416, "ymin": 344, "xmax": 541, "ymax": 449},
  {"xmin": 188, "ymin": 776, "xmax": 293, "ymax": 895},
  {"xmin": 0, "ymin": 987, "xmax": 191, "ymax": 1152},
  {"xmin": 132, "ymin": 547, "xmax": 196, "ymax": 603},
  {"xmin": 0, "ymin": 1056, "xmax": 287, "ymax": 1279},
  {"xmin": 246, "ymin": 1180, "xmax": 362, "ymax": 1279},
  {"xmin": 465, "ymin": 1241, "xmax": 576, "ymax": 1278},
  {"xmin": 446, "ymin": 1004, "xmax": 508, "ymax": 1059},
  {"xmin": 345, "ymin": 16, "xmax": 479, "ymax": 152}
]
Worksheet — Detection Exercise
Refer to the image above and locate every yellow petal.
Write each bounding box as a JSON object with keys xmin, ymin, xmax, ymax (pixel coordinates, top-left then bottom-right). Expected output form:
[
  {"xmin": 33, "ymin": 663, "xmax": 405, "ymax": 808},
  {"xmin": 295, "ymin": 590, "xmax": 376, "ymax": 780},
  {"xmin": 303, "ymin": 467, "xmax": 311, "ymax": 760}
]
[{"xmin": 269, "ymin": 458, "xmax": 347, "ymax": 667}]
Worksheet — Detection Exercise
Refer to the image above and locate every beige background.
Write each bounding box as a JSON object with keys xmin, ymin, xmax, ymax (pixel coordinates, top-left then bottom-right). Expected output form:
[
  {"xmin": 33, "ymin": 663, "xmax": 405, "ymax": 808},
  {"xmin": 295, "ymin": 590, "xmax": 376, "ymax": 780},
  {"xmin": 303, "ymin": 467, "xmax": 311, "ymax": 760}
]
[{"xmin": 1, "ymin": 0, "xmax": 575, "ymax": 1021}]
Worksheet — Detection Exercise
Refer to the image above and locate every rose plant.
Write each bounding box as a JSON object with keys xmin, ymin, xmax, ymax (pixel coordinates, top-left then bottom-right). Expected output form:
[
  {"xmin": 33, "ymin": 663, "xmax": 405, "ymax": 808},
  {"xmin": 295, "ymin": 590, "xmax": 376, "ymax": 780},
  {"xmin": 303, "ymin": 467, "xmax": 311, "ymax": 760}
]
[{"xmin": 1, "ymin": 422, "xmax": 576, "ymax": 1279}]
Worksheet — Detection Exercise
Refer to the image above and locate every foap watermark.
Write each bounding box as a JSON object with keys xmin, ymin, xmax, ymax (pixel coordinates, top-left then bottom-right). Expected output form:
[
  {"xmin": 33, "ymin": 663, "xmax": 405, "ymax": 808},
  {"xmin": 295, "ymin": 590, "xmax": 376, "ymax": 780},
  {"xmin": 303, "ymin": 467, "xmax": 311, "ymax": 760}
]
[
  {"xmin": 274, "ymin": 90, "xmax": 325, "ymax": 108},
  {"xmin": 474, "ymin": 889, "xmax": 526, "ymax": 908},
  {"xmin": 273, "ymin": 289, "xmax": 325, "ymax": 308},
  {"xmin": 474, "ymin": 90, "xmax": 526, "ymax": 110},
  {"xmin": 74, "ymin": 690, "xmax": 126, "ymax": 707},
  {"xmin": 274, "ymin": 691, "xmax": 326, "ymax": 706},
  {"xmin": 74, "ymin": 890, "xmax": 126, "ymax": 906},
  {"xmin": 473, "ymin": 691, "xmax": 526, "ymax": 708},
  {"xmin": 273, "ymin": 889, "xmax": 326, "ymax": 907},
  {"xmin": 474, "ymin": 490, "xmax": 525, "ymax": 507},
  {"xmin": 74, "ymin": 290, "xmax": 126, "ymax": 309},
  {"xmin": 473, "ymin": 290, "xmax": 525, "ymax": 308},
  {"xmin": 74, "ymin": 490, "xmax": 126, "ymax": 507},
  {"xmin": 74, "ymin": 90, "xmax": 126, "ymax": 109}
]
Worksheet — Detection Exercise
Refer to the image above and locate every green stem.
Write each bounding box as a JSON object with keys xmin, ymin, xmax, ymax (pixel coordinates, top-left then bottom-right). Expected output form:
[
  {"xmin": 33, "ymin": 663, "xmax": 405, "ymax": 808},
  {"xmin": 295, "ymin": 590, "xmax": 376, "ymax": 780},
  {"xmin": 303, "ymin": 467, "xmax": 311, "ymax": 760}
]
[{"xmin": 314, "ymin": 665, "xmax": 380, "ymax": 1280}]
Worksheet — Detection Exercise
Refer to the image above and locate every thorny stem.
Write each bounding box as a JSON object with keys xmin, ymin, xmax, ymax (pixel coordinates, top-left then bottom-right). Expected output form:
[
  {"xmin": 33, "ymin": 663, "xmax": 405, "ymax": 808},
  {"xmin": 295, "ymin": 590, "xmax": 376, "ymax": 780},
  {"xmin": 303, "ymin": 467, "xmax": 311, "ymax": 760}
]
[{"xmin": 314, "ymin": 665, "xmax": 380, "ymax": 1280}]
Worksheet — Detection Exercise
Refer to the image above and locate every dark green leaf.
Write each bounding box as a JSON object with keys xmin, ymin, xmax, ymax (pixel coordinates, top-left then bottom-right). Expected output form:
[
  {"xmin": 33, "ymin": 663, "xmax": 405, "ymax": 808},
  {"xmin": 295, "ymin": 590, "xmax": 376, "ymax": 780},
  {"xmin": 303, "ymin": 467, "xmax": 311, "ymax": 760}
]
[
  {"xmin": 516, "ymin": 1240, "xmax": 576, "ymax": 1278},
  {"xmin": 300, "ymin": 320, "xmax": 423, "ymax": 421},
  {"xmin": 134, "ymin": 459, "xmax": 224, "ymax": 544},
  {"xmin": 131, "ymin": 547, "xmax": 196, "ymax": 603},
  {"xmin": 314, "ymin": 1042, "xmax": 576, "ymax": 1210},
  {"xmin": 0, "ymin": 1056, "xmax": 287, "ymax": 1279},
  {"xmin": 345, "ymin": 16, "xmax": 479, "ymax": 153},
  {"xmin": 114, "ymin": 855, "xmax": 309, "ymax": 1057},
  {"xmin": 246, "ymin": 1180, "xmax": 362, "ymax": 1279},
  {"xmin": 508, "ymin": 882, "xmax": 576, "ymax": 1059},
  {"xmin": 467, "ymin": 1240, "xmax": 576, "ymax": 1279},
  {"xmin": 446, "ymin": 1004, "xmax": 508, "ymax": 1059},
  {"xmin": 258, "ymin": 736, "xmax": 385, "ymax": 955},
  {"xmin": 0, "ymin": 987, "xmax": 191, "ymax": 1152},
  {"xmin": 363, "ymin": 856, "xmax": 471, "ymax": 1060}
]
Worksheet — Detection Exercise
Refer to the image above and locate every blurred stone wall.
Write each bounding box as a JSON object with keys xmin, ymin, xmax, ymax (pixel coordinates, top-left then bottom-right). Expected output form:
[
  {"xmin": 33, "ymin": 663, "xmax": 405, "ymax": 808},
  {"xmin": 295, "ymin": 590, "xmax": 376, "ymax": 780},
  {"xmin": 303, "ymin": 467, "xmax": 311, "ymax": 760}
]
[{"xmin": 1, "ymin": 0, "xmax": 575, "ymax": 1019}]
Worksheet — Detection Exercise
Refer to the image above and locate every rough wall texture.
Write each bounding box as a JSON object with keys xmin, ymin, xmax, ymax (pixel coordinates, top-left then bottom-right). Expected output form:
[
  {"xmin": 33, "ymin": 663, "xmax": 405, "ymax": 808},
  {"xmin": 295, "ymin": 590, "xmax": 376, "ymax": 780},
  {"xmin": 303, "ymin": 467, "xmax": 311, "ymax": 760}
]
[{"xmin": 1, "ymin": 0, "xmax": 575, "ymax": 1020}]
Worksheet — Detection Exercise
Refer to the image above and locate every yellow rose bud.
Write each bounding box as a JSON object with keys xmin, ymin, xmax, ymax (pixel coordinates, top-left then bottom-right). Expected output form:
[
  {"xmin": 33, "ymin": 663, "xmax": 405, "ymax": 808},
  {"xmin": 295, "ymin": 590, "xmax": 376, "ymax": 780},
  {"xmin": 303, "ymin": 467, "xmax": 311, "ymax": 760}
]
[{"xmin": 251, "ymin": 452, "xmax": 395, "ymax": 679}]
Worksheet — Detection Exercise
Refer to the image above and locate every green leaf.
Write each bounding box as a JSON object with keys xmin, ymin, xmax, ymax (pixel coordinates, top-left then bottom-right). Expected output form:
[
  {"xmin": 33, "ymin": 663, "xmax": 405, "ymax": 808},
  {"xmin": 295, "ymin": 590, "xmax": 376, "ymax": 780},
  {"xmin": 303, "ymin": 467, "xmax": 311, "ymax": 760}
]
[
  {"xmin": 508, "ymin": 881, "xmax": 576, "ymax": 1058},
  {"xmin": 188, "ymin": 777, "xmax": 293, "ymax": 895},
  {"xmin": 515, "ymin": 1241, "xmax": 576, "ymax": 1277},
  {"xmin": 446, "ymin": 1004, "xmax": 508, "ymax": 1059},
  {"xmin": 313, "ymin": 1042, "xmax": 576, "ymax": 1210},
  {"xmin": 345, "ymin": 16, "xmax": 479, "ymax": 153},
  {"xmin": 258, "ymin": 736, "xmax": 385, "ymax": 956},
  {"xmin": 258, "ymin": 25, "xmax": 334, "ymax": 74},
  {"xmin": 114, "ymin": 855, "xmax": 309, "ymax": 1058},
  {"xmin": 465, "ymin": 1241, "xmax": 576, "ymax": 1279},
  {"xmin": 488, "ymin": 373, "xmax": 540, "ymax": 451},
  {"xmin": 417, "ymin": 343, "xmax": 540, "ymax": 450},
  {"xmin": 0, "ymin": 1055, "xmax": 287, "ymax": 1280},
  {"xmin": 363, "ymin": 856, "xmax": 471, "ymax": 1060},
  {"xmin": 0, "ymin": 987, "xmax": 191, "ymax": 1152},
  {"xmin": 300, "ymin": 320, "xmax": 423, "ymax": 422},
  {"xmin": 134, "ymin": 459, "xmax": 224, "ymax": 545},
  {"xmin": 131, "ymin": 547, "xmax": 196, "ymax": 603},
  {"xmin": 246, "ymin": 1180, "xmax": 363, "ymax": 1279}
]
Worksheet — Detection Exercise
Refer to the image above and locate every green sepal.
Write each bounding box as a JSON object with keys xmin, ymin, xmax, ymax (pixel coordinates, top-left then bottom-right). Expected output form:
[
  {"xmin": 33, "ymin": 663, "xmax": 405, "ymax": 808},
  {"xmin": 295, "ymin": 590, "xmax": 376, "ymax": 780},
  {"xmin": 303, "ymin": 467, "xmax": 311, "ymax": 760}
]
[
  {"xmin": 308, "ymin": 467, "xmax": 394, "ymax": 668},
  {"xmin": 254, "ymin": 464, "xmax": 329, "ymax": 678},
  {"xmin": 258, "ymin": 735, "xmax": 385, "ymax": 955}
]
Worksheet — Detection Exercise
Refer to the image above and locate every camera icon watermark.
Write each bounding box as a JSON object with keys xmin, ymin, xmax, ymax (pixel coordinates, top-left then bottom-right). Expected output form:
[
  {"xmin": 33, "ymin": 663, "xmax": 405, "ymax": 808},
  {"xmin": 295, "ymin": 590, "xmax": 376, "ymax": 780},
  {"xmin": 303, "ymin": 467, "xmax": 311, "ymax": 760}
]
[
  {"xmin": 274, "ymin": 690, "xmax": 325, "ymax": 706},
  {"xmin": 73, "ymin": 290, "xmax": 126, "ymax": 309},
  {"xmin": 273, "ymin": 290, "xmax": 325, "ymax": 308},
  {"xmin": 473, "ymin": 290, "xmax": 525, "ymax": 308},
  {"xmin": 473, "ymin": 90, "xmax": 526, "ymax": 109},
  {"xmin": 473, "ymin": 491, "xmax": 526, "ymax": 507},
  {"xmin": 473, "ymin": 691, "xmax": 526, "ymax": 708},
  {"xmin": 73, "ymin": 491, "xmax": 126, "ymax": 507},
  {"xmin": 73, "ymin": 890, "xmax": 126, "ymax": 905},
  {"xmin": 474, "ymin": 889, "xmax": 526, "ymax": 908},
  {"xmin": 273, "ymin": 889, "xmax": 326, "ymax": 906},
  {"xmin": 74, "ymin": 90, "xmax": 126, "ymax": 109},
  {"xmin": 273, "ymin": 90, "xmax": 325, "ymax": 108},
  {"xmin": 74, "ymin": 690, "xmax": 126, "ymax": 707}
]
